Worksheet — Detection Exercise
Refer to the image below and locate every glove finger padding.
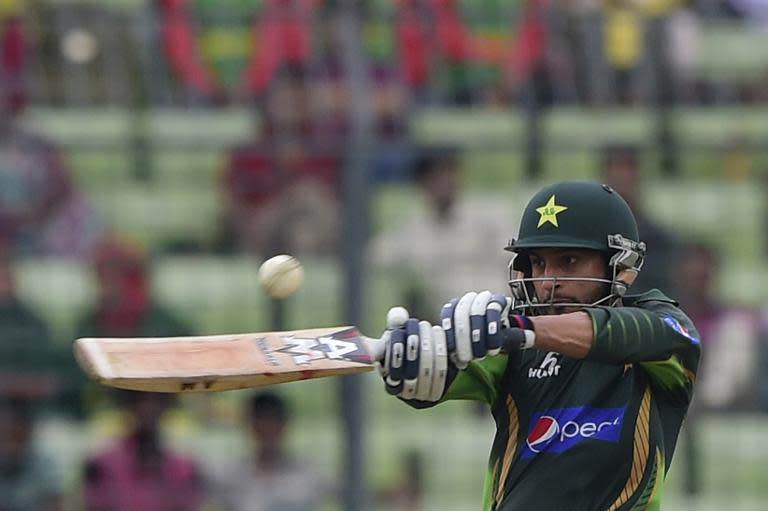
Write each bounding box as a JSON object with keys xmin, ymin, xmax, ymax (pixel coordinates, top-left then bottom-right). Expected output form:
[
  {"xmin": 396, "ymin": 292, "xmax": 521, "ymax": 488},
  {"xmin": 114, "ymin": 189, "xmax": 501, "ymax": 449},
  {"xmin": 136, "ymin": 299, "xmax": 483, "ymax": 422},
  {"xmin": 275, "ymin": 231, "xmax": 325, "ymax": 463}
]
[
  {"xmin": 446, "ymin": 291, "xmax": 514, "ymax": 367},
  {"xmin": 381, "ymin": 307, "xmax": 449, "ymax": 402},
  {"xmin": 428, "ymin": 325, "xmax": 449, "ymax": 402},
  {"xmin": 401, "ymin": 319, "xmax": 421, "ymax": 399},
  {"xmin": 385, "ymin": 326, "xmax": 406, "ymax": 395},
  {"xmin": 469, "ymin": 290, "xmax": 493, "ymax": 359},
  {"xmin": 383, "ymin": 321, "xmax": 449, "ymax": 402},
  {"xmin": 413, "ymin": 320, "xmax": 434, "ymax": 401},
  {"xmin": 440, "ymin": 297, "xmax": 459, "ymax": 354},
  {"xmin": 451, "ymin": 292, "xmax": 477, "ymax": 368},
  {"xmin": 380, "ymin": 329, "xmax": 391, "ymax": 378},
  {"xmin": 485, "ymin": 294, "xmax": 512, "ymax": 356}
]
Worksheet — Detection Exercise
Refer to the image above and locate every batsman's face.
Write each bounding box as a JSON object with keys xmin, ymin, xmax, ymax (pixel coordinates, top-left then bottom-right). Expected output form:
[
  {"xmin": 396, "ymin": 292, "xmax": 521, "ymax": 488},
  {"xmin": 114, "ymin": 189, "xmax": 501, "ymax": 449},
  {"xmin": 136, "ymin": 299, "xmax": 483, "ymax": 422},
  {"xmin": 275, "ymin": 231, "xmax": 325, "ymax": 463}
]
[{"xmin": 528, "ymin": 248, "xmax": 610, "ymax": 314}]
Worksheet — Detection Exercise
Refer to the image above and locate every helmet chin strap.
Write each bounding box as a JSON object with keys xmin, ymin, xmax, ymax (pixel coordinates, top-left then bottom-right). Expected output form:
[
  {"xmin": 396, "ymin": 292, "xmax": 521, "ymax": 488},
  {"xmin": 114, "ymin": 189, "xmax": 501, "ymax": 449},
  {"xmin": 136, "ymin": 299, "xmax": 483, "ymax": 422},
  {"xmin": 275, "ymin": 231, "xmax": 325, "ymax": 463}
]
[
  {"xmin": 612, "ymin": 268, "xmax": 638, "ymax": 299},
  {"xmin": 608, "ymin": 234, "xmax": 646, "ymax": 298}
]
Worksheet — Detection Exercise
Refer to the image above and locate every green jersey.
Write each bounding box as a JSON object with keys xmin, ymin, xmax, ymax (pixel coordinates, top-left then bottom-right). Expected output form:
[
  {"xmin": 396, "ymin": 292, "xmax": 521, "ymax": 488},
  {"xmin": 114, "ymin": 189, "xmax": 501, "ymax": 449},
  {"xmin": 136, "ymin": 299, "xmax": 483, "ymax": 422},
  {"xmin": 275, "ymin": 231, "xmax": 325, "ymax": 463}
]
[{"xmin": 409, "ymin": 290, "xmax": 700, "ymax": 510}]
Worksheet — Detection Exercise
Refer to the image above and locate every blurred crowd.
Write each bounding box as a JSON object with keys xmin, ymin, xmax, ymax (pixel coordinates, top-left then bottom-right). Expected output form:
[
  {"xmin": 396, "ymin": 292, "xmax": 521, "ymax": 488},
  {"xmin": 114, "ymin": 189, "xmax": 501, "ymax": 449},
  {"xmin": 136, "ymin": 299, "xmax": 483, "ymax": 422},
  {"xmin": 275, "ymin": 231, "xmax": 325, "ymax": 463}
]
[
  {"xmin": 2, "ymin": 0, "xmax": 768, "ymax": 509},
  {"xmin": 0, "ymin": 0, "xmax": 763, "ymax": 108}
]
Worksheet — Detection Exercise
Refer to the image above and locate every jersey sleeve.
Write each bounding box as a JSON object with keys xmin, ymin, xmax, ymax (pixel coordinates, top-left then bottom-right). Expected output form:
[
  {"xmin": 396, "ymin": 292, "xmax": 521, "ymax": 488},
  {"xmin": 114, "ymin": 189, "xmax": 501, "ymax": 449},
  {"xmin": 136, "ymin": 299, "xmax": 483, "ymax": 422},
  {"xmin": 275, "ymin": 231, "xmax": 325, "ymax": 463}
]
[
  {"xmin": 444, "ymin": 355, "xmax": 510, "ymax": 404},
  {"xmin": 584, "ymin": 296, "xmax": 700, "ymax": 406}
]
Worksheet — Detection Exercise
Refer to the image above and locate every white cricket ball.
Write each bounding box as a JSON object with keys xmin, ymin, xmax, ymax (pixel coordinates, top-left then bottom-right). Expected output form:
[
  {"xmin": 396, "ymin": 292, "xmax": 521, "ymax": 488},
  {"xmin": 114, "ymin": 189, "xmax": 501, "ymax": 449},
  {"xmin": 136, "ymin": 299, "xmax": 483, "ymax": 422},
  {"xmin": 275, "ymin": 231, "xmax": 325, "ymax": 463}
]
[{"xmin": 258, "ymin": 254, "xmax": 304, "ymax": 299}]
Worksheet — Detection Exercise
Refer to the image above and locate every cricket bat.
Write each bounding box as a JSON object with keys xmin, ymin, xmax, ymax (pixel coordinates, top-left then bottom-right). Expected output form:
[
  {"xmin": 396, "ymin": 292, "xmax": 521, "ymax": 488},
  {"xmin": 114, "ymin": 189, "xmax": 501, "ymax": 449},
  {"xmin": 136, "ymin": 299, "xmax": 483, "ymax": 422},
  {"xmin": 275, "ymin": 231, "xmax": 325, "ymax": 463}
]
[
  {"xmin": 74, "ymin": 325, "xmax": 528, "ymax": 393},
  {"xmin": 74, "ymin": 326, "xmax": 385, "ymax": 393}
]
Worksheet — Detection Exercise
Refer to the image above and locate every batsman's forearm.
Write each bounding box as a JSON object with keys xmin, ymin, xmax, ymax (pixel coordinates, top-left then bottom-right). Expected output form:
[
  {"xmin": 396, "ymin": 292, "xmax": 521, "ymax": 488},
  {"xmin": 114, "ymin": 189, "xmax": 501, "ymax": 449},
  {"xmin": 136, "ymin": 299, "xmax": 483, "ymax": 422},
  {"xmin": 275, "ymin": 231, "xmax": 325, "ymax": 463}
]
[{"xmin": 529, "ymin": 312, "xmax": 593, "ymax": 359}]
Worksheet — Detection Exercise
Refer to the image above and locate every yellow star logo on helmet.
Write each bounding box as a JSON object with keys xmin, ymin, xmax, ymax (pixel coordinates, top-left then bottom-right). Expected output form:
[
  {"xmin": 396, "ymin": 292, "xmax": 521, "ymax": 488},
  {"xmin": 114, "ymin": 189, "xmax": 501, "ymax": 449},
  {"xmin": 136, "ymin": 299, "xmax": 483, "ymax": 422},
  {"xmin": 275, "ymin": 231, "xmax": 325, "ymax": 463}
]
[{"xmin": 536, "ymin": 195, "xmax": 568, "ymax": 228}]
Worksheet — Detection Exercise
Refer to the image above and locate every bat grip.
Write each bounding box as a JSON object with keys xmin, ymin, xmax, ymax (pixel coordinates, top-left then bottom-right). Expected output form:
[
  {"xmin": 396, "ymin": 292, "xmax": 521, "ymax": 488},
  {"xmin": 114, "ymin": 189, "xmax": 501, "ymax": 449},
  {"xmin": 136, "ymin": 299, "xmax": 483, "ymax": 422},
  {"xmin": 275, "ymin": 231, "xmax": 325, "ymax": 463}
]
[
  {"xmin": 365, "ymin": 327, "xmax": 534, "ymax": 363},
  {"xmin": 365, "ymin": 336, "xmax": 387, "ymax": 362}
]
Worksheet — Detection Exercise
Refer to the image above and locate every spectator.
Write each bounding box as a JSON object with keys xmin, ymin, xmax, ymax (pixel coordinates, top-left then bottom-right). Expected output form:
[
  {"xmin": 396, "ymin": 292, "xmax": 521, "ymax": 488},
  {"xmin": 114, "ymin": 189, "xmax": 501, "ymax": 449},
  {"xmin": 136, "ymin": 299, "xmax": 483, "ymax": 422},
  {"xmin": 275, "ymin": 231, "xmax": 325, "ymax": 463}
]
[
  {"xmin": 316, "ymin": 6, "xmax": 414, "ymax": 181},
  {"xmin": 600, "ymin": 143, "xmax": 678, "ymax": 294},
  {"xmin": 369, "ymin": 146, "xmax": 514, "ymax": 321},
  {"xmin": 393, "ymin": 0, "xmax": 554, "ymax": 106},
  {"xmin": 506, "ymin": 0, "xmax": 557, "ymax": 107},
  {"xmin": 83, "ymin": 390, "xmax": 203, "ymax": 511},
  {"xmin": 73, "ymin": 237, "xmax": 192, "ymax": 416},
  {"xmin": 159, "ymin": 0, "xmax": 317, "ymax": 101},
  {"xmin": 0, "ymin": 237, "xmax": 72, "ymax": 412},
  {"xmin": 0, "ymin": 117, "xmax": 103, "ymax": 259},
  {"xmin": 0, "ymin": 53, "xmax": 102, "ymax": 258},
  {"xmin": 0, "ymin": 237, "xmax": 54, "ymax": 373},
  {"xmin": 601, "ymin": 0, "xmax": 645, "ymax": 104},
  {"xmin": 0, "ymin": 396, "xmax": 63, "ymax": 511},
  {"xmin": 391, "ymin": 0, "xmax": 472, "ymax": 104},
  {"xmin": 207, "ymin": 391, "xmax": 333, "ymax": 511},
  {"xmin": 593, "ymin": 0, "xmax": 683, "ymax": 104},
  {"xmin": 0, "ymin": 4, "xmax": 25, "ymax": 115},
  {"xmin": 676, "ymin": 241, "xmax": 759, "ymax": 411},
  {"xmin": 75, "ymin": 237, "xmax": 192, "ymax": 339},
  {"xmin": 217, "ymin": 65, "xmax": 342, "ymax": 258},
  {"xmin": 367, "ymin": 69, "xmax": 414, "ymax": 182}
]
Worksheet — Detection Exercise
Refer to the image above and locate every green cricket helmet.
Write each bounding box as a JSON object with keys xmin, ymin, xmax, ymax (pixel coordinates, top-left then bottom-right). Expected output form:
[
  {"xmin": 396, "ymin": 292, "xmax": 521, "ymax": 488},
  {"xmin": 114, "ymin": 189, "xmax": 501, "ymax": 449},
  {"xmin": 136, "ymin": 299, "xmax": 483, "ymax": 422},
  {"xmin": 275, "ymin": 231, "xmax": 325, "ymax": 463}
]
[{"xmin": 505, "ymin": 181, "xmax": 646, "ymax": 313}]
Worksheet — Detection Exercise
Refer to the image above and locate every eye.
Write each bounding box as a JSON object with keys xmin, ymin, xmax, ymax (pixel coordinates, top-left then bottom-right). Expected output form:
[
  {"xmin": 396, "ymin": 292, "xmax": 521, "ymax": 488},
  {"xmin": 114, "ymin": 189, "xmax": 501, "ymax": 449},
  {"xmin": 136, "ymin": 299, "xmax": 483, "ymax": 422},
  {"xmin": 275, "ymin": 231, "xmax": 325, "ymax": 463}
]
[
  {"xmin": 530, "ymin": 256, "xmax": 544, "ymax": 268},
  {"xmin": 563, "ymin": 255, "xmax": 578, "ymax": 266}
]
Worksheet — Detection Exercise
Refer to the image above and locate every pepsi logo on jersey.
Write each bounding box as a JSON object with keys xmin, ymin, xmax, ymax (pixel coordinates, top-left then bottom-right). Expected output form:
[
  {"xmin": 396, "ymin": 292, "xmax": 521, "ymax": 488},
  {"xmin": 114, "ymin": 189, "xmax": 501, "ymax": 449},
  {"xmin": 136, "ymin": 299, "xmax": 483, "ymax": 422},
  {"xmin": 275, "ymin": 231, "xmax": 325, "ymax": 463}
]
[{"xmin": 522, "ymin": 406, "xmax": 626, "ymax": 458}]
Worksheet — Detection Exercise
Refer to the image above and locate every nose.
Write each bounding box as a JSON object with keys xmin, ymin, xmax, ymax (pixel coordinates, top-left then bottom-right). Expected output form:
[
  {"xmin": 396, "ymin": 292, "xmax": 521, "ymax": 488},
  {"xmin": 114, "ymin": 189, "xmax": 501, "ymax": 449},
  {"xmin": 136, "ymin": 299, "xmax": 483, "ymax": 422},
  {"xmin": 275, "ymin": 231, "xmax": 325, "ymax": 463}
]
[
  {"xmin": 539, "ymin": 277, "xmax": 556, "ymax": 294},
  {"xmin": 538, "ymin": 267, "xmax": 560, "ymax": 299}
]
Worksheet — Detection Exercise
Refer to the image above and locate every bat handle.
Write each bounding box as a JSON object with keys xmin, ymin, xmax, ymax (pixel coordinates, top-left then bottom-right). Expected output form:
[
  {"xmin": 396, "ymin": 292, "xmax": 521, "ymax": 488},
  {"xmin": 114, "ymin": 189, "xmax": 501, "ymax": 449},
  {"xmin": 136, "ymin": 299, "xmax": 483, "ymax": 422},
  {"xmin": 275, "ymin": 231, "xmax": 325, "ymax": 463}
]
[
  {"xmin": 364, "ymin": 336, "xmax": 387, "ymax": 362},
  {"xmin": 364, "ymin": 327, "xmax": 534, "ymax": 363}
]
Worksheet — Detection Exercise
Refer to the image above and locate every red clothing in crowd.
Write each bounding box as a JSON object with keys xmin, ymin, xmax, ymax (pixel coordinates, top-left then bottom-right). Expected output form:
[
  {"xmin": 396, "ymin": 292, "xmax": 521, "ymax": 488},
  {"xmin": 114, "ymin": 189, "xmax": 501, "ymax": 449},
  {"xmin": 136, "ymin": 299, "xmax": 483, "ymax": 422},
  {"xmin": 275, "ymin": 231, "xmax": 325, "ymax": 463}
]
[
  {"xmin": 84, "ymin": 435, "xmax": 202, "ymax": 511},
  {"xmin": 224, "ymin": 145, "xmax": 339, "ymax": 209}
]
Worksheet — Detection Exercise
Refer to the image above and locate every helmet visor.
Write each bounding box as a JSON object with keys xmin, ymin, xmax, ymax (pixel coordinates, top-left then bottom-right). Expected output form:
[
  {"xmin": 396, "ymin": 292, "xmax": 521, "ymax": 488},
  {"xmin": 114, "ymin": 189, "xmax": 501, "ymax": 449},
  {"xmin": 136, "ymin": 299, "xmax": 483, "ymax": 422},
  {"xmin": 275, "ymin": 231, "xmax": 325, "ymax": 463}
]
[{"xmin": 507, "ymin": 258, "xmax": 616, "ymax": 314}]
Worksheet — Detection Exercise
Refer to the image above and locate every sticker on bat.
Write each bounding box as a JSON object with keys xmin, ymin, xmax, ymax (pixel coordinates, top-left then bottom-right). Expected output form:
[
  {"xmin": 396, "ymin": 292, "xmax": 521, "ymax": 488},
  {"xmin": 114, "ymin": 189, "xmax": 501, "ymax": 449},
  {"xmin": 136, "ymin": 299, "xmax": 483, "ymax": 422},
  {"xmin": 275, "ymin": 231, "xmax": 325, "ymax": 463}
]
[
  {"xmin": 256, "ymin": 337, "xmax": 282, "ymax": 367},
  {"xmin": 272, "ymin": 334, "xmax": 369, "ymax": 365}
]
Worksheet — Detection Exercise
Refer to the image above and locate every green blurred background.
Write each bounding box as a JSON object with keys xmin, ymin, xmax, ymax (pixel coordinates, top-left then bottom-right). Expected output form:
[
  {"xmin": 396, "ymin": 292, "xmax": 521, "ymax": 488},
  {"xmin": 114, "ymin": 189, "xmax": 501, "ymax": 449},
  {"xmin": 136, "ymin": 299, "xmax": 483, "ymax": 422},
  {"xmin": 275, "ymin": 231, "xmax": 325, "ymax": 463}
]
[{"xmin": 2, "ymin": 0, "xmax": 768, "ymax": 510}]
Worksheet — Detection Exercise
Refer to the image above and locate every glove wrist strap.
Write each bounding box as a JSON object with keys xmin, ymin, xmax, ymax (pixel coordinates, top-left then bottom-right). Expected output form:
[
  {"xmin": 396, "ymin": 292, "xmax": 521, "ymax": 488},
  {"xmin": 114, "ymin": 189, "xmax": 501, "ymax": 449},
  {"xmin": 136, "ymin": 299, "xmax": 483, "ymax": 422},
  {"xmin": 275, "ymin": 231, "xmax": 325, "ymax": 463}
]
[
  {"xmin": 510, "ymin": 314, "xmax": 534, "ymax": 331},
  {"xmin": 510, "ymin": 314, "xmax": 536, "ymax": 349},
  {"xmin": 520, "ymin": 329, "xmax": 536, "ymax": 349}
]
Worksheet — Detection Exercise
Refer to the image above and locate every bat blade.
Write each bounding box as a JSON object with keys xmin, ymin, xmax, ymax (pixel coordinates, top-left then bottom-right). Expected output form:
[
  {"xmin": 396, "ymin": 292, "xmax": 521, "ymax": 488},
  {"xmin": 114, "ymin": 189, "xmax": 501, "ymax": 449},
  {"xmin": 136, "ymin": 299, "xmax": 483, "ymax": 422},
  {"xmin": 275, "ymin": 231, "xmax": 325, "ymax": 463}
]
[{"xmin": 74, "ymin": 327, "xmax": 381, "ymax": 393}]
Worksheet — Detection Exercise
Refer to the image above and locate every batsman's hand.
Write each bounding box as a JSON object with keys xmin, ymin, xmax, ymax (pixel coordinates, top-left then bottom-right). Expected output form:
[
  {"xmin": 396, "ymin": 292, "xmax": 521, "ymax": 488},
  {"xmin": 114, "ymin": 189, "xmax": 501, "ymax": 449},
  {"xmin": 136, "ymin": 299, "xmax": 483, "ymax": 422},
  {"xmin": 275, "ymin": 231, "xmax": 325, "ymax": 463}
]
[
  {"xmin": 379, "ymin": 307, "xmax": 449, "ymax": 402},
  {"xmin": 441, "ymin": 291, "xmax": 533, "ymax": 369}
]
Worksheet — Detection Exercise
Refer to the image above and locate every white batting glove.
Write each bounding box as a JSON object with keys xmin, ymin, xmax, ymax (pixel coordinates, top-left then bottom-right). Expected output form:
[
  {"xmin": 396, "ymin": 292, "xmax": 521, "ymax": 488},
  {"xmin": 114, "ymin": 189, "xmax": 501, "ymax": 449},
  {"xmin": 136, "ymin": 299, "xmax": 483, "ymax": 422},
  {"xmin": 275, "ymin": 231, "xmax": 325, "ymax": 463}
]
[
  {"xmin": 380, "ymin": 307, "xmax": 449, "ymax": 402},
  {"xmin": 440, "ymin": 291, "xmax": 513, "ymax": 369}
]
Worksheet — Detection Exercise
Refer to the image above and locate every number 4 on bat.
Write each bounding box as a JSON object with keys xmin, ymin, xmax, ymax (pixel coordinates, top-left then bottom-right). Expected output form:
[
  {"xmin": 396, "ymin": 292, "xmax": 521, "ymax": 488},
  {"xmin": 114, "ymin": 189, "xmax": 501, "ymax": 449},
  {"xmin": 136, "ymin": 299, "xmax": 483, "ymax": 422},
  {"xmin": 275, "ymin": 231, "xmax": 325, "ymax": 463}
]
[{"xmin": 276, "ymin": 336, "xmax": 361, "ymax": 365}]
